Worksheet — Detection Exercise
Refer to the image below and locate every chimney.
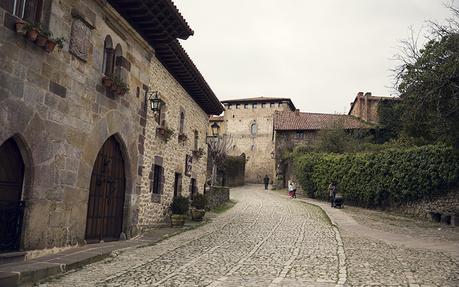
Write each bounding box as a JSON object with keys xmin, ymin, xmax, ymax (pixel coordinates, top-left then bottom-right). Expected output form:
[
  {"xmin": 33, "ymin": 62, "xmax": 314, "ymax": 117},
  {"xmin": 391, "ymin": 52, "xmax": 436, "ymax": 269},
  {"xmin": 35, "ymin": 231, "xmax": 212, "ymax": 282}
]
[
  {"xmin": 357, "ymin": 91, "xmax": 364, "ymax": 97},
  {"xmin": 364, "ymin": 92, "xmax": 372, "ymax": 97},
  {"xmin": 295, "ymin": 109, "xmax": 300, "ymax": 116}
]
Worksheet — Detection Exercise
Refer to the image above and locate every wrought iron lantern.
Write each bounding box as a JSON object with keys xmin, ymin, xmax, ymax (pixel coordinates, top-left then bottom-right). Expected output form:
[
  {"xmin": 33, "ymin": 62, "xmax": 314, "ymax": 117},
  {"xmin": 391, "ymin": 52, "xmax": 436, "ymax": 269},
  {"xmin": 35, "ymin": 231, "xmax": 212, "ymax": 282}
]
[
  {"xmin": 211, "ymin": 122, "xmax": 220, "ymax": 137},
  {"xmin": 148, "ymin": 91, "xmax": 161, "ymax": 113}
]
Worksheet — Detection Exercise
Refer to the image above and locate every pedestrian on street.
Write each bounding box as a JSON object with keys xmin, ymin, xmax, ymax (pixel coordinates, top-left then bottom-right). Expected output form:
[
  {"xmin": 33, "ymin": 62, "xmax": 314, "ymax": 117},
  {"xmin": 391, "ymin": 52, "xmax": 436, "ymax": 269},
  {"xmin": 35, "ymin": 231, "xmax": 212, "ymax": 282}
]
[
  {"xmin": 291, "ymin": 180, "xmax": 297, "ymax": 198},
  {"xmin": 288, "ymin": 179, "xmax": 293, "ymax": 198},
  {"xmin": 263, "ymin": 175, "xmax": 270, "ymax": 190},
  {"xmin": 329, "ymin": 181, "xmax": 337, "ymax": 207}
]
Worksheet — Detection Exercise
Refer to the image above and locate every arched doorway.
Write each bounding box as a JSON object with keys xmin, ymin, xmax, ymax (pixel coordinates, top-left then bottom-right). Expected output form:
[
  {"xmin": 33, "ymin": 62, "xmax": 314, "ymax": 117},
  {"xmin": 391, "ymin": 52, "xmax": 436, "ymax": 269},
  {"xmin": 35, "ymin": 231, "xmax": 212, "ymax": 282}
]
[
  {"xmin": 85, "ymin": 136, "xmax": 126, "ymax": 242},
  {"xmin": 0, "ymin": 138, "xmax": 26, "ymax": 252}
]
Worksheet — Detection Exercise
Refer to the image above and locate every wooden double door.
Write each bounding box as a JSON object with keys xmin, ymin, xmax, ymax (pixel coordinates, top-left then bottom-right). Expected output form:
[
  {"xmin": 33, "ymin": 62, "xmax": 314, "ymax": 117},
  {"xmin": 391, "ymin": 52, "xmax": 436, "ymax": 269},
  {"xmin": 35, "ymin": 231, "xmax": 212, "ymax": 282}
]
[{"xmin": 85, "ymin": 136, "xmax": 126, "ymax": 242}]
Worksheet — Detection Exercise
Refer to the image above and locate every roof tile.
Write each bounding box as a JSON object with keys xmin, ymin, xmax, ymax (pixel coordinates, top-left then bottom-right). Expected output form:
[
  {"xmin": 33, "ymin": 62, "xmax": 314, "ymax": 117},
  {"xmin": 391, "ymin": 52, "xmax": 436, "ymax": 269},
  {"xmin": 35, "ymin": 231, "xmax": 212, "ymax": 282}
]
[{"xmin": 274, "ymin": 111, "xmax": 371, "ymax": 131}]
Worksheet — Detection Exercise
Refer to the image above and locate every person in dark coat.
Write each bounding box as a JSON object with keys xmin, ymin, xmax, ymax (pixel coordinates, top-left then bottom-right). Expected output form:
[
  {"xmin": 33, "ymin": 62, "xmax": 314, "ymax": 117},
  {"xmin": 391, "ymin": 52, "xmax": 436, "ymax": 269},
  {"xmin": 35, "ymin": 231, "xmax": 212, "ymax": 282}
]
[
  {"xmin": 329, "ymin": 182, "xmax": 337, "ymax": 207},
  {"xmin": 263, "ymin": 175, "xmax": 269, "ymax": 190}
]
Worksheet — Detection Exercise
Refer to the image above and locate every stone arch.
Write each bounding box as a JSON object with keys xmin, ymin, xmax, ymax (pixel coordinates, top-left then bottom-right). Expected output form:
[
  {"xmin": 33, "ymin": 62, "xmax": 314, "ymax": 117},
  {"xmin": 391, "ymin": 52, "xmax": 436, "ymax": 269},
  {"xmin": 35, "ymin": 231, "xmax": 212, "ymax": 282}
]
[{"xmin": 77, "ymin": 111, "xmax": 138, "ymax": 239}]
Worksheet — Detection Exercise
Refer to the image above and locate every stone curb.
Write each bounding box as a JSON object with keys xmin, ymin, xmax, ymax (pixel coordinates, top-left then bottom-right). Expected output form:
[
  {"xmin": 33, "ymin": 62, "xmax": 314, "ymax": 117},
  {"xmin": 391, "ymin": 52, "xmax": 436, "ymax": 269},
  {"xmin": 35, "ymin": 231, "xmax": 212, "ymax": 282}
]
[{"xmin": 0, "ymin": 219, "xmax": 210, "ymax": 287}]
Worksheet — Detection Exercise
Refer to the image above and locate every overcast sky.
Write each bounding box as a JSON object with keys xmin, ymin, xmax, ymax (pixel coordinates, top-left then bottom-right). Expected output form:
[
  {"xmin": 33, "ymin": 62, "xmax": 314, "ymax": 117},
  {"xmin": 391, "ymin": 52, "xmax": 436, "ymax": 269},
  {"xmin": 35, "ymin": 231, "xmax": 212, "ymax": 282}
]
[{"xmin": 174, "ymin": 0, "xmax": 454, "ymax": 114}]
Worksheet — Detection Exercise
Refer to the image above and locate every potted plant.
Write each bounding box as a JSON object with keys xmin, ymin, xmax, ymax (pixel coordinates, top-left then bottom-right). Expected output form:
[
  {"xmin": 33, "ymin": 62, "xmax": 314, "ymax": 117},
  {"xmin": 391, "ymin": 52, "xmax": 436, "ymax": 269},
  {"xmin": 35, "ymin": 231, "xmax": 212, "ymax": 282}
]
[
  {"xmin": 170, "ymin": 196, "xmax": 189, "ymax": 227},
  {"xmin": 15, "ymin": 20, "xmax": 26, "ymax": 35},
  {"xmin": 192, "ymin": 147, "xmax": 206, "ymax": 159},
  {"xmin": 54, "ymin": 36, "xmax": 65, "ymax": 51},
  {"xmin": 24, "ymin": 23, "xmax": 39, "ymax": 41},
  {"xmin": 156, "ymin": 126, "xmax": 174, "ymax": 142},
  {"xmin": 117, "ymin": 81, "xmax": 129, "ymax": 96},
  {"xmin": 102, "ymin": 75, "xmax": 113, "ymax": 88},
  {"xmin": 190, "ymin": 193, "xmax": 207, "ymax": 221},
  {"xmin": 178, "ymin": 133, "xmax": 188, "ymax": 141},
  {"xmin": 36, "ymin": 28, "xmax": 51, "ymax": 47},
  {"xmin": 46, "ymin": 36, "xmax": 65, "ymax": 52}
]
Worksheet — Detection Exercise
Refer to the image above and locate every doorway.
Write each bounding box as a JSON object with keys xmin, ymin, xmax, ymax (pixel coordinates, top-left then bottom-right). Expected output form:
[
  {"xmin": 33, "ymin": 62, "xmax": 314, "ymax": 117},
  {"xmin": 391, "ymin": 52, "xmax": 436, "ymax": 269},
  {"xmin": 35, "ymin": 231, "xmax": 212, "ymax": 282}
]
[
  {"xmin": 85, "ymin": 136, "xmax": 126, "ymax": 242},
  {"xmin": 0, "ymin": 138, "xmax": 26, "ymax": 252}
]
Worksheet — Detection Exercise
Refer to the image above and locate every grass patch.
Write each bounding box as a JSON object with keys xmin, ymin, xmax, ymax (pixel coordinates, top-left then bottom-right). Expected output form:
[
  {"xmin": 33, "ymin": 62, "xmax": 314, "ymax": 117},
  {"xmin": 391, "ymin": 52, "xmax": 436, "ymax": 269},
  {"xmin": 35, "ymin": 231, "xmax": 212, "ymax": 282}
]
[{"xmin": 212, "ymin": 200, "xmax": 237, "ymax": 214}]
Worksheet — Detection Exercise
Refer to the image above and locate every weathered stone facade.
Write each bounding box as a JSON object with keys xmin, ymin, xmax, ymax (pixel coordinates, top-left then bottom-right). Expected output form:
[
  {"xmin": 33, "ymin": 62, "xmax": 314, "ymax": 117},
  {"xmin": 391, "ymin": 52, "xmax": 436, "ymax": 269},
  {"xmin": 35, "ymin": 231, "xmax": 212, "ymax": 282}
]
[
  {"xmin": 221, "ymin": 98, "xmax": 295, "ymax": 183},
  {"xmin": 136, "ymin": 55, "xmax": 210, "ymax": 229},
  {"xmin": 204, "ymin": 186, "xmax": 230, "ymax": 210},
  {"xmin": 348, "ymin": 92, "xmax": 399, "ymax": 123},
  {"xmin": 0, "ymin": 0, "xmax": 222, "ymax": 253}
]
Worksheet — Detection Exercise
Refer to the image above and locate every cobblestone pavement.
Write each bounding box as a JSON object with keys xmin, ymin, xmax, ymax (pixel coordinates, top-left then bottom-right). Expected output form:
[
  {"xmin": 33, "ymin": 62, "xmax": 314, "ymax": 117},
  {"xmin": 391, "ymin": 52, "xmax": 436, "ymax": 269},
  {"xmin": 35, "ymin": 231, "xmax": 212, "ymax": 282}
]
[{"xmin": 39, "ymin": 185, "xmax": 458, "ymax": 286}]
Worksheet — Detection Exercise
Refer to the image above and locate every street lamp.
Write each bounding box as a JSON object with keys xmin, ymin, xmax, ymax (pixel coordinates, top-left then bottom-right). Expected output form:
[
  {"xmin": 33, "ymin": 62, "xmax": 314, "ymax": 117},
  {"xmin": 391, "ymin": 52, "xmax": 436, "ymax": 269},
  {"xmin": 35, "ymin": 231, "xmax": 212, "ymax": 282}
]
[
  {"xmin": 148, "ymin": 91, "xmax": 161, "ymax": 113},
  {"xmin": 211, "ymin": 122, "xmax": 220, "ymax": 137}
]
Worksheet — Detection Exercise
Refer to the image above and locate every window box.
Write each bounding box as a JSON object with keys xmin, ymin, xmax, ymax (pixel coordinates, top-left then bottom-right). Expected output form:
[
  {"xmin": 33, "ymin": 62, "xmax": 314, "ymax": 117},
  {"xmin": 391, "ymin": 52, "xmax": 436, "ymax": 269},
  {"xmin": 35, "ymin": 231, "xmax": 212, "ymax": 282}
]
[
  {"xmin": 17, "ymin": 20, "xmax": 64, "ymax": 53},
  {"xmin": 156, "ymin": 126, "xmax": 174, "ymax": 143},
  {"xmin": 192, "ymin": 148, "xmax": 206, "ymax": 160},
  {"xmin": 178, "ymin": 133, "xmax": 188, "ymax": 142},
  {"xmin": 101, "ymin": 75, "xmax": 129, "ymax": 96}
]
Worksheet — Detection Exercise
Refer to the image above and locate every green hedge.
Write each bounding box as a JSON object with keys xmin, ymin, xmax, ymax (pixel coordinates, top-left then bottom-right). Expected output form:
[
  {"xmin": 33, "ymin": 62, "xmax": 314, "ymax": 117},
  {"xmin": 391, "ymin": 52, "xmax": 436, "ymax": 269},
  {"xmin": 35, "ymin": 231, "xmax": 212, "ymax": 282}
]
[{"xmin": 293, "ymin": 145, "xmax": 459, "ymax": 207}]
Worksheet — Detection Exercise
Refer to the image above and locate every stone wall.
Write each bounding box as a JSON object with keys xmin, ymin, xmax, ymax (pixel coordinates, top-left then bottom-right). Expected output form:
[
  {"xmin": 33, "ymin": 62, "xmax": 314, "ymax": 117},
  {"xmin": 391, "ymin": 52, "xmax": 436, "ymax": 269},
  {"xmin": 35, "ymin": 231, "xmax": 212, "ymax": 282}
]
[
  {"xmin": 223, "ymin": 102, "xmax": 291, "ymax": 183},
  {"xmin": 205, "ymin": 186, "xmax": 230, "ymax": 210},
  {"xmin": 391, "ymin": 191, "xmax": 459, "ymax": 222},
  {"xmin": 135, "ymin": 55, "xmax": 210, "ymax": 230}
]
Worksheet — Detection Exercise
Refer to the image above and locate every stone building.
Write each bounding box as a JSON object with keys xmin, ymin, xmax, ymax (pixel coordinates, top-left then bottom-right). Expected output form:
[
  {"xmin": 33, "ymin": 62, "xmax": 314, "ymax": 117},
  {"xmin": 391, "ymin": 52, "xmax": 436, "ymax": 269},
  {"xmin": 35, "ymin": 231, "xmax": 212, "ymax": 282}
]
[
  {"xmin": 349, "ymin": 92, "xmax": 399, "ymax": 123},
  {"xmin": 273, "ymin": 110, "xmax": 371, "ymax": 188},
  {"xmin": 221, "ymin": 97, "xmax": 295, "ymax": 183},
  {"xmin": 0, "ymin": 0, "xmax": 222, "ymax": 254}
]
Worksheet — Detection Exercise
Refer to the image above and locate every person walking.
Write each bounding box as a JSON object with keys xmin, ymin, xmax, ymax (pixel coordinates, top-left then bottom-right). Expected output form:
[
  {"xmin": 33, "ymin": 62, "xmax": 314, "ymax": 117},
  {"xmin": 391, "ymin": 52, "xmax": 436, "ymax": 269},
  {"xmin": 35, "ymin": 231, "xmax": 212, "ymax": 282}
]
[
  {"xmin": 263, "ymin": 175, "xmax": 269, "ymax": 190},
  {"xmin": 291, "ymin": 180, "xmax": 297, "ymax": 198},
  {"xmin": 288, "ymin": 179, "xmax": 293, "ymax": 198},
  {"xmin": 329, "ymin": 182, "xmax": 336, "ymax": 207}
]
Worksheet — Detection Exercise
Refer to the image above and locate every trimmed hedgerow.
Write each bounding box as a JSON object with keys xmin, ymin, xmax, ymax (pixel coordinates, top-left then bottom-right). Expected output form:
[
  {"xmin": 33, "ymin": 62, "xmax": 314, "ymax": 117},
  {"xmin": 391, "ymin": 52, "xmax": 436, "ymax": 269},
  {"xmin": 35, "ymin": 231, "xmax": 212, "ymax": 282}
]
[{"xmin": 293, "ymin": 145, "xmax": 459, "ymax": 208}]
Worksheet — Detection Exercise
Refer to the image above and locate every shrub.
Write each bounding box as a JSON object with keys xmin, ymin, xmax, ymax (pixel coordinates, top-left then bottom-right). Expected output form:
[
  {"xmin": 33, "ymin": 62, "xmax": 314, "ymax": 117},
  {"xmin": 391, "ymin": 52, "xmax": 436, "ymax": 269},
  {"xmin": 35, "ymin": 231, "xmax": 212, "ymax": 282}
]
[
  {"xmin": 293, "ymin": 145, "xmax": 459, "ymax": 208},
  {"xmin": 191, "ymin": 193, "xmax": 207, "ymax": 210},
  {"xmin": 170, "ymin": 196, "xmax": 189, "ymax": 215}
]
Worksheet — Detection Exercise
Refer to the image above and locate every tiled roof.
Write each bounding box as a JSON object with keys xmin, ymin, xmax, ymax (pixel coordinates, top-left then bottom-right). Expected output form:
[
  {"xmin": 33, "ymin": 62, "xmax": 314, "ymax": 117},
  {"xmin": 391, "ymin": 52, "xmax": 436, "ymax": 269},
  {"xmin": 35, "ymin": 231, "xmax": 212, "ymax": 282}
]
[
  {"xmin": 274, "ymin": 111, "xmax": 372, "ymax": 131},
  {"xmin": 221, "ymin": 97, "xmax": 296, "ymax": 111}
]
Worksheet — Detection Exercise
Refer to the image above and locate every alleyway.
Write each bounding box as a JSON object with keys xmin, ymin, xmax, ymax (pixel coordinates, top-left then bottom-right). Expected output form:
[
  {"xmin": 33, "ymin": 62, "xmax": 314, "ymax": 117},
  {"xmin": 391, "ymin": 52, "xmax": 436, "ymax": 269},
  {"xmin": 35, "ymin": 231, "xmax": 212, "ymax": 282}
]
[{"xmin": 40, "ymin": 185, "xmax": 458, "ymax": 286}]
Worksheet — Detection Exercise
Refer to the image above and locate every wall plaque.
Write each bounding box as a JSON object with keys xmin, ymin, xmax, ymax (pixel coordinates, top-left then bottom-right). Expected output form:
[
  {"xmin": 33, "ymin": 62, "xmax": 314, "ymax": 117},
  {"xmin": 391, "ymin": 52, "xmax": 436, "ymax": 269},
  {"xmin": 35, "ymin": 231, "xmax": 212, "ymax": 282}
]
[
  {"xmin": 69, "ymin": 18, "xmax": 92, "ymax": 62},
  {"xmin": 185, "ymin": 155, "xmax": 193, "ymax": 176}
]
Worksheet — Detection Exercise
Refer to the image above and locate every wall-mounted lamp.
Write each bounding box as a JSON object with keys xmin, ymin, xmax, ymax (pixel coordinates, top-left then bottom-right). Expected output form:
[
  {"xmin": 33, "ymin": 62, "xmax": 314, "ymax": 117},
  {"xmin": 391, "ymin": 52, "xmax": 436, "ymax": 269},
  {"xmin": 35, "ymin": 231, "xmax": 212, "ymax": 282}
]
[
  {"xmin": 148, "ymin": 91, "xmax": 161, "ymax": 113},
  {"xmin": 210, "ymin": 122, "xmax": 220, "ymax": 137}
]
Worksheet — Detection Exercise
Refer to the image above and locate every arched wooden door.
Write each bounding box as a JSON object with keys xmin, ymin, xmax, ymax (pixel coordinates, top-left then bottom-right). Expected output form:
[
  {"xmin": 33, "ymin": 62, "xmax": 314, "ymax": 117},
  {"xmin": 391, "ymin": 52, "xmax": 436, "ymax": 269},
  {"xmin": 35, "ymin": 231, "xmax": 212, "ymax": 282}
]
[
  {"xmin": 85, "ymin": 136, "xmax": 126, "ymax": 242},
  {"xmin": 0, "ymin": 138, "xmax": 25, "ymax": 252}
]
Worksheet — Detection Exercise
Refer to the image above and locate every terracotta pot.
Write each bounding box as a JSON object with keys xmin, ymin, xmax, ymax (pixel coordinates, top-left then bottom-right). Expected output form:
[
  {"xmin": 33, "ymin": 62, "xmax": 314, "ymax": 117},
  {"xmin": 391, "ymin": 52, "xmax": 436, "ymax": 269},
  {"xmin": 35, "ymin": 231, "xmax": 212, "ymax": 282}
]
[
  {"xmin": 110, "ymin": 84, "xmax": 118, "ymax": 92},
  {"xmin": 117, "ymin": 87, "xmax": 124, "ymax": 95},
  {"xmin": 15, "ymin": 21, "xmax": 26, "ymax": 35},
  {"xmin": 36, "ymin": 34, "xmax": 48, "ymax": 47},
  {"xmin": 45, "ymin": 40, "xmax": 56, "ymax": 52},
  {"xmin": 26, "ymin": 28, "xmax": 39, "ymax": 41},
  {"xmin": 170, "ymin": 214, "xmax": 186, "ymax": 227},
  {"xmin": 102, "ymin": 76, "xmax": 113, "ymax": 88},
  {"xmin": 191, "ymin": 208, "xmax": 205, "ymax": 221}
]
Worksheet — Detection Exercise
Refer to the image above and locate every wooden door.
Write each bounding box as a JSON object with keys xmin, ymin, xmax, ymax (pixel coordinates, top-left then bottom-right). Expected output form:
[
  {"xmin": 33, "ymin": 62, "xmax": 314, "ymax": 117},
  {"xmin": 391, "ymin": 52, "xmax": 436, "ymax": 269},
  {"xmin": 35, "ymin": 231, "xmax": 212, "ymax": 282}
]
[
  {"xmin": 85, "ymin": 136, "xmax": 126, "ymax": 242},
  {"xmin": 0, "ymin": 138, "xmax": 25, "ymax": 252}
]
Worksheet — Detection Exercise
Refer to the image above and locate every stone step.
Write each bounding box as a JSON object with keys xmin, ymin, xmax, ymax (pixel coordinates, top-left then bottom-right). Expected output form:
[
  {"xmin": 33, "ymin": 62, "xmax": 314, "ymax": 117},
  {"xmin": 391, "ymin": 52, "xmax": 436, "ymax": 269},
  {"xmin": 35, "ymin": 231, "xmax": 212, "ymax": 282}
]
[{"xmin": 0, "ymin": 251, "xmax": 26, "ymax": 265}]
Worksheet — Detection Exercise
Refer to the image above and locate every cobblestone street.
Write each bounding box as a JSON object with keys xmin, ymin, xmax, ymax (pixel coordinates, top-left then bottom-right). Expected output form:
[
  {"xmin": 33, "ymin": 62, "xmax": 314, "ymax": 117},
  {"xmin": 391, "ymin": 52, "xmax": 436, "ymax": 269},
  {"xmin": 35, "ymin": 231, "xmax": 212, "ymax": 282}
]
[{"xmin": 39, "ymin": 185, "xmax": 458, "ymax": 286}]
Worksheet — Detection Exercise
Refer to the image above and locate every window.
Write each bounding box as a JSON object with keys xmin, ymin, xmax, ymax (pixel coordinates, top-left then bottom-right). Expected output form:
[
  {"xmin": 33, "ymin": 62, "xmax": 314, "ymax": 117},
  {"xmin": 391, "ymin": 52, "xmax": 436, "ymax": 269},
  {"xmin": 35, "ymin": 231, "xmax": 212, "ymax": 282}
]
[
  {"xmin": 3, "ymin": 0, "xmax": 43, "ymax": 23},
  {"xmin": 227, "ymin": 104, "xmax": 232, "ymax": 110},
  {"xmin": 244, "ymin": 104, "xmax": 248, "ymax": 109},
  {"xmin": 174, "ymin": 173, "xmax": 182, "ymax": 198},
  {"xmin": 270, "ymin": 103, "xmax": 275, "ymax": 108},
  {"xmin": 250, "ymin": 122, "xmax": 257, "ymax": 136},
  {"xmin": 252, "ymin": 103, "xmax": 257, "ymax": 109},
  {"xmin": 102, "ymin": 36, "xmax": 114, "ymax": 76},
  {"xmin": 179, "ymin": 111, "xmax": 185, "ymax": 134},
  {"xmin": 261, "ymin": 103, "xmax": 266, "ymax": 108},
  {"xmin": 193, "ymin": 130, "xmax": 199, "ymax": 150},
  {"xmin": 114, "ymin": 44, "xmax": 123, "ymax": 79},
  {"xmin": 236, "ymin": 104, "xmax": 240, "ymax": 109},
  {"xmin": 155, "ymin": 101, "xmax": 166, "ymax": 126},
  {"xmin": 278, "ymin": 102, "xmax": 282, "ymax": 107},
  {"xmin": 150, "ymin": 164, "xmax": 164, "ymax": 196},
  {"xmin": 190, "ymin": 178, "xmax": 197, "ymax": 199},
  {"xmin": 296, "ymin": 131, "xmax": 305, "ymax": 139}
]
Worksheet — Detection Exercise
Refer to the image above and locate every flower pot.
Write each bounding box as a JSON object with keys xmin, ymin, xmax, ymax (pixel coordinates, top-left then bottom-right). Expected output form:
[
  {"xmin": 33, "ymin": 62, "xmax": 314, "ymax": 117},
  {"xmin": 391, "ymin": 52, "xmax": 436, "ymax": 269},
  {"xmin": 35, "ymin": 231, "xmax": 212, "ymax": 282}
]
[
  {"xmin": 15, "ymin": 21, "xmax": 26, "ymax": 35},
  {"xmin": 45, "ymin": 39, "xmax": 56, "ymax": 52},
  {"xmin": 191, "ymin": 208, "xmax": 205, "ymax": 221},
  {"xmin": 36, "ymin": 34, "xmax": 48, "ymax": 47},
  {"xmin": 170, "ymin": 214, "xmax": 186, "ymax": 227},
  {"xmin": 102, "ymin": 76, "xmax": 113, "ymax": 88},
  {"xmin": 117, "ymin": 87, "xmax": 124, "ymax": 95},
  {"xmin": 26, "ymin": 28, "xmax": 39, "ymax": 42},
  {"xmin": 110, "ymin": 84, "xmax": 118, "ymax": 92}
]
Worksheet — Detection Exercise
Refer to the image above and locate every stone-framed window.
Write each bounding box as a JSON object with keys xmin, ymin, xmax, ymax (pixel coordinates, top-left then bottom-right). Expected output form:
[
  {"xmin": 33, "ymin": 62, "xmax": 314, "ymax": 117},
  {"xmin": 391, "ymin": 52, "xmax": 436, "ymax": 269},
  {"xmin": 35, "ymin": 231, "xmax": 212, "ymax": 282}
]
[
  {"xmin": 2, "ymin": 0, "xmax": 43, "ymax": 23},
  {"xmin": 244, "ymin": 104, "xmax": 248, "ymax": 109},
  {"xmin": 261, "ymin": 103, "xmax": 266, "ymax": 108},
  {"xmin": 250, "ymin": 122, "xmax": 257, "ymax": 136},
  {"xmin": 193, "ymin": 130, "xmax": 199, "ymax": 151},
  {"xmin": 236, "ymin": 104, "xmax": 240, "ymax": 109},
  {"xmin": 252, "ymin": 103, "xmax": 257, "ymax": 109},
  {"xmin": 114, "ymin": 44, "xmax": 123, "ymax": 79},
  {"xmin": 179, "ymin": 111, "xmax": 185, "ymax": 134},
  {"xmin": 174, "ymin": 173, "xmax": 182, "ymax": 198},
  {"xmin": 102, "ymin": 36, "xmax": 114, "ymax": 76},
  {"xmin": 149, "ymin": 156, "xmax": 164, "ymax": 203},
  {"xmin": 270, "ymin": 103, "xmax": 275, "ymax": 108},
  {"xmin": 155, "ymin": 100, "xmax": 166, "ymax": 126},
  {"xmin": 189, "ymin": 178, "xmax": 197, "ymax": 199},
  {"xmin": 296, "ymin": 131, "xmax": 305, "ymax": 139}
]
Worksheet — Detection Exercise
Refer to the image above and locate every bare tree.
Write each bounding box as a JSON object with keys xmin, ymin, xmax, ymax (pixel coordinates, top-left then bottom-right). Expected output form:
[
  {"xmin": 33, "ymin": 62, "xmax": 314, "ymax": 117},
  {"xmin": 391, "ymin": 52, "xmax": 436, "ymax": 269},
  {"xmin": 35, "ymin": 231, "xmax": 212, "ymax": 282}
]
[{"xmin": 207, "ymin": 135, "xmax": 233, "ymax": 185}]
